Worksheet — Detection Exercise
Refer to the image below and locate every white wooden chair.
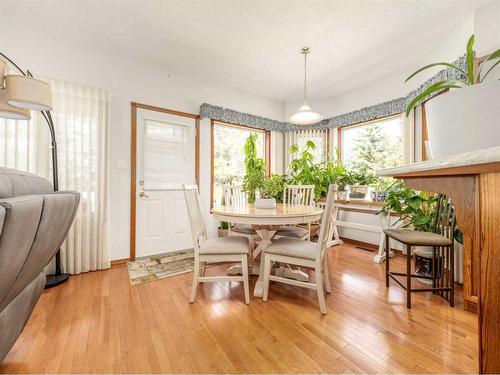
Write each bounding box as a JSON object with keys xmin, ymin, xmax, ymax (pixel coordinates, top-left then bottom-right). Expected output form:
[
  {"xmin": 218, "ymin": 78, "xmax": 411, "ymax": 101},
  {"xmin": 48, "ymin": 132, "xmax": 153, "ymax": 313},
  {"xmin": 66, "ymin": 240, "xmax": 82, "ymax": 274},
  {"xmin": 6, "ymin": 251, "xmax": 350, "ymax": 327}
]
[
  {"xmin": 183, "ymin": 185, "xmax": 250, "ymax": 304},
  {"xmin": 221, "ymin": 185, "xmax": 258, "ymax": 242},
  {"xmin": 275, "ymin": 184, "xmax": 315, "ymax": 241},
  {"xmin": 262, "ymin": 184, "xmax": 336, "ymax": 314}
]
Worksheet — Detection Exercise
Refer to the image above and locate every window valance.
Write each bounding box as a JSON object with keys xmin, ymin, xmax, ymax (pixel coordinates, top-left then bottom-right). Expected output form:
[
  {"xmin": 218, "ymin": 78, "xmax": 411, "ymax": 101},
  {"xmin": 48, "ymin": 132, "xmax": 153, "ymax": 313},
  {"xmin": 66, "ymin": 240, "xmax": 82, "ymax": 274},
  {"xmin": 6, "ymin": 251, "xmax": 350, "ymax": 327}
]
[{"xmin": 200, "ymin": 55, "xmax": 466, "ymax": 133}]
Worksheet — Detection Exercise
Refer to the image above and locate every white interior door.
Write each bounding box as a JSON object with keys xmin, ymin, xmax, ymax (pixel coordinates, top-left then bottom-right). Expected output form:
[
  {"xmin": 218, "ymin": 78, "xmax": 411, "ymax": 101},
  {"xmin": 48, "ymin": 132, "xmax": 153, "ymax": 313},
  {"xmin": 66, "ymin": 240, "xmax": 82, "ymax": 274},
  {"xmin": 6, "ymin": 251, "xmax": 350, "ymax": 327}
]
[{"xmin": 136, "ymin": 108, "xmax": 197, "ymax": 258}]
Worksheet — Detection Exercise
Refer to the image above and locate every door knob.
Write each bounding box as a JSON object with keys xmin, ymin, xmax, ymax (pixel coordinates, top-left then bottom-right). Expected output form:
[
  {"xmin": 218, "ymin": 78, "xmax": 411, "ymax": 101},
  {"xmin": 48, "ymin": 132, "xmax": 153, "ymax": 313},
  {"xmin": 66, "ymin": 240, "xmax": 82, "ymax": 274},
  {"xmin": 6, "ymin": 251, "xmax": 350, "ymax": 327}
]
[{"xmin": 139, "ymin": 191, "xmax": 149, "ymax": 198}]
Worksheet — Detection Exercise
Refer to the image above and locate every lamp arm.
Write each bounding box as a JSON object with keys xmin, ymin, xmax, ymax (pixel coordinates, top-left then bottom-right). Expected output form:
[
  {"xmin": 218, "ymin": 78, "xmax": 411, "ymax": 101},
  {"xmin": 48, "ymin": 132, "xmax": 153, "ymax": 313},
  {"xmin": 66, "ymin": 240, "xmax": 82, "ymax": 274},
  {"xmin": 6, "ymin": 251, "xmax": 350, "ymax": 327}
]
[{"xmin": 0, "ymin": 52, "xmax": 59, "ymax": 191}]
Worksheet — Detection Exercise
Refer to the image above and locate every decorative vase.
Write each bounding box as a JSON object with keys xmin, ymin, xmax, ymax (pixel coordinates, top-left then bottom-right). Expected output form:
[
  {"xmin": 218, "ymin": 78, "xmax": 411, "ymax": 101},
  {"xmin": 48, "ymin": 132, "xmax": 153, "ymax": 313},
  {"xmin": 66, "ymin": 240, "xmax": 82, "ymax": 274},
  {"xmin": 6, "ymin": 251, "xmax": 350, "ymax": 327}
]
[
  {"xmin": 255, "ymin": 197, "xmax": 276, "ymax": 209},
  {"xmin": 425, "ymin": 80, "xmax": 500, "ymax": 159},
  {"xmin": 414, "ymin": 245, "xmax": 442, "ymax": 284}
]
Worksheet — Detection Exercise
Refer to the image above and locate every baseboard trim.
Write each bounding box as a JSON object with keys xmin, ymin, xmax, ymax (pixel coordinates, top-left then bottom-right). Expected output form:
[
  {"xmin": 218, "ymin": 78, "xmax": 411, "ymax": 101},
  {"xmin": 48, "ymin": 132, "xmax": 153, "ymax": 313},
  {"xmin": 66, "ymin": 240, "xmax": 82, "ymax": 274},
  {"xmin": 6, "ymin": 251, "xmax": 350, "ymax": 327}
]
[
  {"xmin": 340, "ymin": 237, "xmax": 401, "ymax": 254},
  {"xmin": 111, "ymin": 258, "xmax": 130, "ymax": 267}
]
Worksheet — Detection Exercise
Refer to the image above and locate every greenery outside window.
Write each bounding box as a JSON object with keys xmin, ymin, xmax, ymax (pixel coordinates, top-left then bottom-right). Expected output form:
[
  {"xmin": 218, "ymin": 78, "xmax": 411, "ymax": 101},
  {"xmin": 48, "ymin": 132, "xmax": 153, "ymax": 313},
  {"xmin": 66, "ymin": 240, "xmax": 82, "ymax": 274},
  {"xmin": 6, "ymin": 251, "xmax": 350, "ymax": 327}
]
[
  {"xmin": 339, "ymin": 114, "xmax": 407, "ymax": 175},
  {"xmin": 211, "ymin": 121, "xmax": 269, "ymax": 207}
]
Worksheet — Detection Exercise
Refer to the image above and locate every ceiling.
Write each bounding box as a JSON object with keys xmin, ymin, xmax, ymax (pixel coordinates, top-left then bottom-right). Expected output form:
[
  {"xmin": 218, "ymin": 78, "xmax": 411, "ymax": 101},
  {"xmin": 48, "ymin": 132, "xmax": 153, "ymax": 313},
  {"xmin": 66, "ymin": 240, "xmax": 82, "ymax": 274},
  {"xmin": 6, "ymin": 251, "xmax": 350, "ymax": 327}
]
[{"xmin": 1, "ymin": 0, "xmax": 489, "ymax": 102}]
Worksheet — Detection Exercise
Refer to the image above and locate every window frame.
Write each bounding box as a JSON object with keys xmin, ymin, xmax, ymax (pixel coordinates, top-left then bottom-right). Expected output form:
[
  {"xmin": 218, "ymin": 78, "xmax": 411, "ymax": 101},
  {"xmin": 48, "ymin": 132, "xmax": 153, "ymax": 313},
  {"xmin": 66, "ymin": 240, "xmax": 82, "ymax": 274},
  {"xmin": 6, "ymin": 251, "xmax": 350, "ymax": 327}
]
[
  {"xmin": 210, "ymin": 119, "xmax": 271, "ymax": 208},
  {"xmin": 336, "ymin": 113, "xmax": 408, "ymax": 170}
]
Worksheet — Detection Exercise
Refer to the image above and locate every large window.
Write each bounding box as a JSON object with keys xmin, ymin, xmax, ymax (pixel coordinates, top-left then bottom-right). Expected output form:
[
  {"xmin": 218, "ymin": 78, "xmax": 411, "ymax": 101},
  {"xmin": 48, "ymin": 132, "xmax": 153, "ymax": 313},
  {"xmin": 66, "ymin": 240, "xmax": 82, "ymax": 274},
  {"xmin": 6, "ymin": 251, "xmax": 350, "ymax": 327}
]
[
  {"xmin": 340, "ymin": 115, "xmax": 406, "ymax": 174},
  {"xmin": 211, "ymin": 121, "xmax": 269, "ymax": 206}
]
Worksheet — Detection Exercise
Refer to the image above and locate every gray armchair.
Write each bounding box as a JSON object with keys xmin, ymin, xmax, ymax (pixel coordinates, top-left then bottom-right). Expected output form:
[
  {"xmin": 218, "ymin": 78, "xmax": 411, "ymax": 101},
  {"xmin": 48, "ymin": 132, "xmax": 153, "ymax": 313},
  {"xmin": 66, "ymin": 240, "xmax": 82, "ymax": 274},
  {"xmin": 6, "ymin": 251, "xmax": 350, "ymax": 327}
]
[{"xmin": 0, "ymin": 168, "xmax": 79, "ymax": 362}]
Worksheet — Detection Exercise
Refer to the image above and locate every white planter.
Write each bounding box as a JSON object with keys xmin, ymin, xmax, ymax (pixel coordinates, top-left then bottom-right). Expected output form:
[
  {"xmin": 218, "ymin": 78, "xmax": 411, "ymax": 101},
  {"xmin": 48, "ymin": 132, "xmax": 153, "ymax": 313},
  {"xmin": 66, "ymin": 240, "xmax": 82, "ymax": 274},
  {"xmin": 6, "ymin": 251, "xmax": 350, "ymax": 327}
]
[
  {"xmin": 425, "ymin": 81, "xmax": 500, "ymax": 159},
  {"xmin": 349, "ymin": 185, "xmax": 370, "ymax": 200},
  {"xmin": 337, "ymin": 191, "xmax": 348, "ymax": 200},
  {"xmin": 255, "ymin": 197, "xmax": 276, "ymax": 209}
]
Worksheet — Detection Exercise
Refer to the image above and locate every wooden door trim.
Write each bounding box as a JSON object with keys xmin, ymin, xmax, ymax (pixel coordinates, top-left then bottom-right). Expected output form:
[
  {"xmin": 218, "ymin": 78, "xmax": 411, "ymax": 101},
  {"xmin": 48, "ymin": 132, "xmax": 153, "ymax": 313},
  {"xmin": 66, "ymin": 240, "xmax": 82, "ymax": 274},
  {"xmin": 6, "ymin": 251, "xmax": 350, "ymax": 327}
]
[{"xmin": 130, "ymin": 102, "xmax": 200, "ymax": 261}]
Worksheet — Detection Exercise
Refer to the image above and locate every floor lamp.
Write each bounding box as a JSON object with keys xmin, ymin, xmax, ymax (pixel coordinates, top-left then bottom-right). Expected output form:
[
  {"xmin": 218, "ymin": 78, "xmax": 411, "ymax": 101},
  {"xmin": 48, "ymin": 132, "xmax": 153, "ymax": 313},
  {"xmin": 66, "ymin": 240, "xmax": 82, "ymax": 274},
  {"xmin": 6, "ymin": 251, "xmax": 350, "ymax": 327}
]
[{"xmin": 0, "ymin": 53, "xmax": 69, "ymax": 288}]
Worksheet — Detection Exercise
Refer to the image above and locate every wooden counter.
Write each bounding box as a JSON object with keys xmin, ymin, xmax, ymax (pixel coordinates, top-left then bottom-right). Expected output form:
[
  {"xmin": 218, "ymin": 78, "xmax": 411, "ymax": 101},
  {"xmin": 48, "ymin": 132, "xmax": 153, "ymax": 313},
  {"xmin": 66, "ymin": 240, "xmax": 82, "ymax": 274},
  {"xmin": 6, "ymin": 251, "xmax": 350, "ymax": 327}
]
[{"xmin": 379, "ymin": 145, "xmax": 500, "ymax": 374}]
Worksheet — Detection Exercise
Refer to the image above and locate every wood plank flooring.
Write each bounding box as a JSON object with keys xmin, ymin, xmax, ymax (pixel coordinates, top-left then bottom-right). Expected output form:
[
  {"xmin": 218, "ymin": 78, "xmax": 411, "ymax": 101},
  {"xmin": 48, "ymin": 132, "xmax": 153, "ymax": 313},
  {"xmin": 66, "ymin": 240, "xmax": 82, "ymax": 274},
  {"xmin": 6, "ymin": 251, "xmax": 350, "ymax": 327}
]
[{"xmin": 0, "ymin": 243, "xmax": 478, "ymax": 373}]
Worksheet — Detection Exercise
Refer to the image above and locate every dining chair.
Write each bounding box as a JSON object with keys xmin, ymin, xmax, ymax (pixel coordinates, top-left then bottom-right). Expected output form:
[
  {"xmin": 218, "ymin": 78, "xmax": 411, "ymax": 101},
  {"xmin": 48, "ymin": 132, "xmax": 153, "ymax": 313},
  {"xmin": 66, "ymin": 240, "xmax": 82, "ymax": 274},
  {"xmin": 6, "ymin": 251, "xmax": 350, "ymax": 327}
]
[
  {"xmin": 384, "ymin": 194, "xmax": 456, "ymax": 308},
  {"xmin": 262, "ymin": 184, "xmax": 336, "ymax": 314},
  {"xmin": 221, "ymin": 185, "xmax": 258, "ymax": 242},
  {"xmin": 275, "ymin": 184, "xmax": 315, "ymax": 241},
  {"xmin": 183, "ymin": 184, "xmax": 250, "ymax": 304}
]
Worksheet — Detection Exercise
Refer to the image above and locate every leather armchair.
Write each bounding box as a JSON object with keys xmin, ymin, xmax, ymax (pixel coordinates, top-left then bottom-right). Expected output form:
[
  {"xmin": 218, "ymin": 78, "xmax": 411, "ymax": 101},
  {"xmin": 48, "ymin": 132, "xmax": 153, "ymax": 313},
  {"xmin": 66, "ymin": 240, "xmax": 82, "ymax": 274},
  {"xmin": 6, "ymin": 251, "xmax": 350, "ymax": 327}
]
[{"xmin": 0, "ymin": 168, "xmax": 79, "ymax": 362}]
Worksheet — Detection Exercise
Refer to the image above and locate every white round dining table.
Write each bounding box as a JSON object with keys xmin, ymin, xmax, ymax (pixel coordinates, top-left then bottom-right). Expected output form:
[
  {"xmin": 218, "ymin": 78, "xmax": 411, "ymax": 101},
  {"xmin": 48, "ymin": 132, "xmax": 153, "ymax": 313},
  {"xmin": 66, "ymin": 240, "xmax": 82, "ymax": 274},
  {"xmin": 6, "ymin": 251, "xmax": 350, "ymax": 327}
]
[{"xmin": 211, "ymin": 203, "xmax": 323, "ymax": 297}]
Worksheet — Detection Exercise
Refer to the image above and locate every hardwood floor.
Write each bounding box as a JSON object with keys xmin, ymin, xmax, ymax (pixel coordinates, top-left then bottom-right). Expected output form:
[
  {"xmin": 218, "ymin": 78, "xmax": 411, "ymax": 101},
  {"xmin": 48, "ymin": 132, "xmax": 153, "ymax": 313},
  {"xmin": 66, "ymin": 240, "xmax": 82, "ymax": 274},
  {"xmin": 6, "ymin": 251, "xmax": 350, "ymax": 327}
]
[{"xmin": 0, "ymin": 243, "xmax": 478, "ymax": 373}]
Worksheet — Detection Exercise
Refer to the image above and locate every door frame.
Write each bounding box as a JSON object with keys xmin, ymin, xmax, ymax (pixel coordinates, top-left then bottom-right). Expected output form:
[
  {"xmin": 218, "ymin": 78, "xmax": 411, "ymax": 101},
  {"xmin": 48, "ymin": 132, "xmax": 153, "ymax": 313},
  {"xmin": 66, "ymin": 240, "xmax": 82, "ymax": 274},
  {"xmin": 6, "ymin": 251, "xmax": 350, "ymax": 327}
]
[{"xmin": 130, "ymin": 102, "xmax": 200, "ymax": 261}]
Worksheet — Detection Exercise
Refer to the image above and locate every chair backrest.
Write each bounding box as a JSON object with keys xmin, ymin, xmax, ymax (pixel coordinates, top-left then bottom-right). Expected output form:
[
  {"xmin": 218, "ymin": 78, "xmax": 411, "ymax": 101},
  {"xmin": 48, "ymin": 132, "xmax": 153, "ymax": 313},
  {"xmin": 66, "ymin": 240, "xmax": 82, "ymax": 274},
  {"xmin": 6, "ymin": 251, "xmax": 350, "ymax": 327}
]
[
  {"xmin": 183, "ymin": 184, "xmax": 207, "ymax": 252},
  {"xmin": 282, "ymin": 184, "xmax": 315, "ymax": 206},
  {"xmin": 222, "ymin": 185, "xmax": 247, "ymax": 206},
  {"xmin": 433, "ymin": 194, "xmax": 456, "ymax": 241},
  {"xmin": 316, "ymin": 184, "xmax": 337, "ymax": 260}
]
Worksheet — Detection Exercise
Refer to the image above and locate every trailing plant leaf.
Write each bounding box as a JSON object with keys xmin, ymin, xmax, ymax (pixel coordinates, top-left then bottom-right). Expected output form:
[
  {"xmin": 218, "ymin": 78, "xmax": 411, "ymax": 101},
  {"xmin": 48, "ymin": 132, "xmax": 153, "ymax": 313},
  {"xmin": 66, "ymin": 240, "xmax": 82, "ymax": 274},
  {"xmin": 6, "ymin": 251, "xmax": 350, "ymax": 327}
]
[
  {"xmin": 405, "ymin": 80, "xmax": 464, "ymax": 116},
  {"xmin": 405, "ymin": 62, "xmax": 467, "ymax": 83}
]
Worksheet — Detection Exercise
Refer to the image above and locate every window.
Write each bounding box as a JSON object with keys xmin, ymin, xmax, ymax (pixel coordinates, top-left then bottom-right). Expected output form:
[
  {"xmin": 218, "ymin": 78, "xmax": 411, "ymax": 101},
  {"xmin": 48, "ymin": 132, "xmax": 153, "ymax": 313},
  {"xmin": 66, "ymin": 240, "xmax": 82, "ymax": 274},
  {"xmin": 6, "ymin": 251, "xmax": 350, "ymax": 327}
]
[
  {"xmin": 211, "ymin": 121, "xmax": 269, "ymax": 206},
  {"xmin": 339, "ymin": 115, "xmax": 406, "ymax": 174},
  {"xmin": 284, "ymin": 129, "xmax": 329, "ymax": 169}
]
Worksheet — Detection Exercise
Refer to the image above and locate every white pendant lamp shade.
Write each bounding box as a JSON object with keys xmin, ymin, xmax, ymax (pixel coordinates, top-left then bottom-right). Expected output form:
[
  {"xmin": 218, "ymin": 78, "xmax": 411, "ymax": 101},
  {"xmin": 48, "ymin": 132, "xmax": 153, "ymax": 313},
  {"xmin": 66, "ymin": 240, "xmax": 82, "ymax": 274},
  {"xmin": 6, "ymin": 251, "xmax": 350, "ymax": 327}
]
[
  {"xmin": 288, "ymin": 47, "xmax": 323, "ymax": 125},
  {"xmin": 0, "ymin": 60, "xmax": 6, "ymax": 88},
  {"xmin": 5, "ymin": 74, "xmax": 52, "ymax": 111},
  {"xmin": 0, "ymin": 89, "xmax": 31, "ymax": 120},
  {"xmin": 288, "ymin": 103, "xmax": 324, "ymax": 125}
]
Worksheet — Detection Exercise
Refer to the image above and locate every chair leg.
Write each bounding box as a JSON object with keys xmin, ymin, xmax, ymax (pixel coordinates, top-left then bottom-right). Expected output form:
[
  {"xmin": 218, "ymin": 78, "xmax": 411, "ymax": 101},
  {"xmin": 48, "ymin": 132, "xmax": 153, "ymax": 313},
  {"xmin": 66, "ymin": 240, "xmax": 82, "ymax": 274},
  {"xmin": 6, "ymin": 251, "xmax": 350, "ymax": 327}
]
[
  {"xmin": 406, "ymin": 244, "xmax": 412, "ymax": 309},
  {"xmin": 323, "ymin": 254, "xmax": 332, "ymax": 293},
  {"xmin": 241, "ymin": 254, "xmax": 250, "ymax": 305},
  {"xmin": 307, "ymin": 223, "xmax": 311, "ymax": 241},
  {"xmin": 450, "ymin": 244, "xmax": 455, "ymax": 307},
  {"xmin": 315, "ymin": 263, "xmax": 327, "ymax": 314},
  {"xmin": 385, "ymin": 235, "xmax": 390, "ymax": 287},
  {"xmin": 262, "ymin": 253, "xmax": 271, "ymax": 302},
  {"xmin": 201, "ymin": 262, "xmax": 207, "ymax": 277},
  {"xmin": 189, "ymin": 255, "xmax": 200, "ymax": 303}
]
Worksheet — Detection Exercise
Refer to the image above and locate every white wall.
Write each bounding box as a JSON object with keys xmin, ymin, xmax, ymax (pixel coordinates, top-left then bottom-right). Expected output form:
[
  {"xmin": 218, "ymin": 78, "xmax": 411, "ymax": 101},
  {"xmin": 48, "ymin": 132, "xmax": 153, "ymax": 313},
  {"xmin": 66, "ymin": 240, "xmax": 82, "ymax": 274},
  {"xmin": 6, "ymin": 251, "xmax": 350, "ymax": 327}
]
[{"xmin": 0, "ymin": 29, "xmax": 285, "ymax": 261}]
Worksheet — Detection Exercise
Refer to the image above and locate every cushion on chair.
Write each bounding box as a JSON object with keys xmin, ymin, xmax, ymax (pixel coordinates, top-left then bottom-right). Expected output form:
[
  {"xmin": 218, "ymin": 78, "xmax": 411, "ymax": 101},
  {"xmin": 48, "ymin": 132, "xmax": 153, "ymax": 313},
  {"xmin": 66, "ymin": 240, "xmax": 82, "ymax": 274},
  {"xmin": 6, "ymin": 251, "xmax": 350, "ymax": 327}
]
[
  {"xmin": 275, "ymin": 225, "xmax": 309, "ymax": 239},
  {"xmin": 264, "ymin": 237, "xmax": 318, "ymax": 260},
  {"xmin": 231, "ymin": 224, "xmax": 257, "ymax": 235},
  {"xmin": 199, "ymin": 236, "xmax": 249, "ymax": 255},
  {"xmin": 384, "ymin": 228, "xmax": 452, "ymax": 246}
]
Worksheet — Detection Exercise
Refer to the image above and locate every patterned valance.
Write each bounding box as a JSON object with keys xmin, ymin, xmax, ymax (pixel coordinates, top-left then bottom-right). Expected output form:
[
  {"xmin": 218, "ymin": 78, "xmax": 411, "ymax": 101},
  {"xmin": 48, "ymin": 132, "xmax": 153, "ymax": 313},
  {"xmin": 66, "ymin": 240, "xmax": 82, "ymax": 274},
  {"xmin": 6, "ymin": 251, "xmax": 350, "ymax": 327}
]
[{"xmin": 200, "ymin": 55, "xmax": 467, "ymax": 132}]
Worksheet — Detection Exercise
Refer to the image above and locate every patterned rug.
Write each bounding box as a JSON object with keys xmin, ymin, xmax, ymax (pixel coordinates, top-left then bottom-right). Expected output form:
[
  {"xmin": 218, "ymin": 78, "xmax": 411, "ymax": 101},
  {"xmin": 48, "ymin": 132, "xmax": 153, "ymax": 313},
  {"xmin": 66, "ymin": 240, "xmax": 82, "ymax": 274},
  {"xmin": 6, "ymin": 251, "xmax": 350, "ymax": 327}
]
[{"xmin": 127, "ymin": 249, "xmax": 194, "ymax": 285}]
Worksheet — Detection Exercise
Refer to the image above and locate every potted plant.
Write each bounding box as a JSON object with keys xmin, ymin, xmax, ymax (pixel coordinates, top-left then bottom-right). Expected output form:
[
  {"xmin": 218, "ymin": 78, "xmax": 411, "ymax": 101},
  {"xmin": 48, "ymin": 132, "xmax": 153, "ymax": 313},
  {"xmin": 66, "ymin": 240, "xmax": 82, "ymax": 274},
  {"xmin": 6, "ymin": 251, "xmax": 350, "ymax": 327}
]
[
  {"xmin": 242, "ymin": 133, "xmax": 265, "ymax": 203},
  {"xmin": 348, "ymin": 171, "xmax": 376, "ymax": 200},
  {"xmin": 380, "ymin": 181, "xmax": 439, "ymax": 282},
  {"xmin": 287, "ymin": 141, "xmax": 327, "ymax": 201},
  {"xmin": 405, "ymin": 35, "xmax": 500, "ymax": 159},
  {"xmin": 255, "ymin": 174, "xmax": 285, "ymax": 209}
]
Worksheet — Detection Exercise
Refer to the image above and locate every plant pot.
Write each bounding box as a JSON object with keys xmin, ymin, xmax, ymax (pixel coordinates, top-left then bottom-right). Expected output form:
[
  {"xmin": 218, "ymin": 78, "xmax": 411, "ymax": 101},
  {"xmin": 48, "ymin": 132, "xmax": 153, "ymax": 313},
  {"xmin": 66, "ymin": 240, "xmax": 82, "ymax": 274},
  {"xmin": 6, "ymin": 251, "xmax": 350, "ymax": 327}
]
[
  {"xmin": 349, "ymin": 185, "xmax": 369, "ymax": 200},
  {"xmin": 370, "ymin": 190, "xmax": 388, "ymax": 202},
  {"xmin": 255, "ymin": 197, "xmax": 276, "ymax": 209},
  {"xmin": 337, "ymin": 190, "xmax": 348, "ymax": 201},
  {"xmin": 218, "ymin": 228, "xmax": 228, "ymax": 237},
  {"xmin": 425, "ymin": 81, "xmax": 500, "ymax": 159},
  {"xmin": 414, "ymin": 245, "xmax": 442, "ymax": 284}
]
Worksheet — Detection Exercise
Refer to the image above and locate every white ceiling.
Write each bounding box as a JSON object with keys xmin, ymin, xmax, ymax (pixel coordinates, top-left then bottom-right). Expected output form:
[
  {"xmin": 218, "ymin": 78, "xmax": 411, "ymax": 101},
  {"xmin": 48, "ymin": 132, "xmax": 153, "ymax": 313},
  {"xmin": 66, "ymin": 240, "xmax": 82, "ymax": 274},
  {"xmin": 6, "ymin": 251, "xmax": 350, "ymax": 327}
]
[{"xmin": 1, "ymin": 0, "xmax": 489, "ymax": 102}]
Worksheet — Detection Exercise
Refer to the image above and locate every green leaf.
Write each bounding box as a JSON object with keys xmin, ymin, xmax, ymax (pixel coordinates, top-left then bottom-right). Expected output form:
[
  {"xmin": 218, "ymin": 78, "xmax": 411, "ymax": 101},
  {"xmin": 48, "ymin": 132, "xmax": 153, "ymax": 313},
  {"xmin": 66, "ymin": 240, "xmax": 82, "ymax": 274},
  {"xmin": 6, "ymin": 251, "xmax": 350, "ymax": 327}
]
[
  {"xmin": 405, "ymin": 80, "xmax": 464, "ymax": 116},
  {"xmin": 405, "ymin": 62, "xmax": 467, "ymax": 83},
  {"xmin": 486, "ymin": 49, "xmax": 500, "ymax": 61},
  {"xmin": 466, "ymin": 34, "xmax": 475, "ymax": 84}
]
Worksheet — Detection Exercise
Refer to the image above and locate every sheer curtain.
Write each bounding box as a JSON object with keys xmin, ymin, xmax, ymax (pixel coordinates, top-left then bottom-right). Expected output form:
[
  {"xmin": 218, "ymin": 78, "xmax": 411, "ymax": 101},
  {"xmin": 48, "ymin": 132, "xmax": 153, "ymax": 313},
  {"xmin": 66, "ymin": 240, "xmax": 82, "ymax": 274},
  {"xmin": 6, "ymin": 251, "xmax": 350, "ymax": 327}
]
[
  {"xmin": 0, "ymin": 77, "xmax": 111, "ymax": 274},
  {"xmin": 284, "ymin": 128, "xmax": 329, "ymax": 173}
]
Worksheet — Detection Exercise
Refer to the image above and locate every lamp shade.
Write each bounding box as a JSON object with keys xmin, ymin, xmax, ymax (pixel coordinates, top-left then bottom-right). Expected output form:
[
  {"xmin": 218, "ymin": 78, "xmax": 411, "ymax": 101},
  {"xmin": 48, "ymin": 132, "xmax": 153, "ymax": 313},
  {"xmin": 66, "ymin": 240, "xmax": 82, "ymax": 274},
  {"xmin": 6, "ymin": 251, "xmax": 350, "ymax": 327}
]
[
  {"xmin": 0, "ymin": 89, "xmax": 31, "ymax": 120},
  {"xmin": 288, "ymin": 103, "xmax": 324, "ymax": 125},
  {"xmin": 5, "ymin": 74, "xmax": 52, "ymax": 111},
  {"xmin": 0, "ymin": 60, "xmax": 6, "ymax": 89}
]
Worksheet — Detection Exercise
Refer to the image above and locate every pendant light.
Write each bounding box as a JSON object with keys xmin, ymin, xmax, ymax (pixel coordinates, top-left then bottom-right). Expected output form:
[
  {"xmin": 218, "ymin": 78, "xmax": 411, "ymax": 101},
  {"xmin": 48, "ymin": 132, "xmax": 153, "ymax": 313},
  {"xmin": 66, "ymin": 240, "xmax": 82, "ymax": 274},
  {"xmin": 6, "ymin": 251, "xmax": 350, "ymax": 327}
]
[{"xmin": 288, "ymin": 47, "xmax": 323, "ymax": 125}]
